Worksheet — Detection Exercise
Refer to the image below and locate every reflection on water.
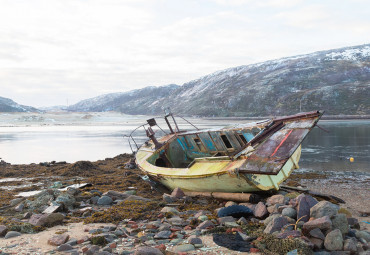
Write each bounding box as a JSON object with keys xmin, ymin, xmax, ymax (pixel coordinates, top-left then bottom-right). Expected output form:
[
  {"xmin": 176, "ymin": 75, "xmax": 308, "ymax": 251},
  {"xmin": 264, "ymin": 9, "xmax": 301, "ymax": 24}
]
[{"xmin": 0, "ymin": 113, "xmax": 369, "ymax": 173}]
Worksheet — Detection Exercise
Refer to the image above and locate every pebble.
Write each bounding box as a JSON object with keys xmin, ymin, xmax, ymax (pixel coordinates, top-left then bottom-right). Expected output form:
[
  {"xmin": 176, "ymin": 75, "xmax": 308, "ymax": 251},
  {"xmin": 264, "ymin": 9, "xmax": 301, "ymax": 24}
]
[
  {"xmin": 154, "ymin": 230, "xmax": 171, "ymax": 239},
  {"xmin": 174, "ymin": 244, "xmax": 195, "ymax": 252}
]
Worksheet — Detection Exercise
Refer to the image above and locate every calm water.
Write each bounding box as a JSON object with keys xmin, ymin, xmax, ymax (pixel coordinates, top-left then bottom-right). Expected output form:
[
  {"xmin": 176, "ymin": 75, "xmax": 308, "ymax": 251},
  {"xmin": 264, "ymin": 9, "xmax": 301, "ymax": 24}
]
[{"xmin": 0, "ymin": 113, "xmax": 369, "ymax": 174}]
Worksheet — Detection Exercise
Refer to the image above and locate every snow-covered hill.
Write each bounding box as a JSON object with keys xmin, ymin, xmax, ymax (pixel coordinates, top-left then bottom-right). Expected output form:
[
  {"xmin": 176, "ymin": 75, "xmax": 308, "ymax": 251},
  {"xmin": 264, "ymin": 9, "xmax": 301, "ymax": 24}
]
[
  {"xmin": 0, "ymin": 97, "xmax": 39, "ymax": 112},
  {"xmin": 65, "ymin": 44, "xmax": 370, "ymax": 116}
]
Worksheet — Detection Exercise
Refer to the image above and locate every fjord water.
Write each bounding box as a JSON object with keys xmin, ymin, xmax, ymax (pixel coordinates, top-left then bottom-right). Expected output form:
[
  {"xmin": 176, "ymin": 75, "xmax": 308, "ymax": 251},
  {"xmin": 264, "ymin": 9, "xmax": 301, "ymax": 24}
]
[{"xmin": 0, "ymin": 113, "xmax": 369, "ymax": 174}]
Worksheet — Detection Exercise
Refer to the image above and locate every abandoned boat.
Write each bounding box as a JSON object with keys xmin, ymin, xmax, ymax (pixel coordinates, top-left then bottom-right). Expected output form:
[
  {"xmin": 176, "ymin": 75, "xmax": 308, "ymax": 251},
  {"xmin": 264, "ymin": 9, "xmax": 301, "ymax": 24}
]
[{"xmin": 131, "ymin": 111, "xmax": 323, "ymax": 192}]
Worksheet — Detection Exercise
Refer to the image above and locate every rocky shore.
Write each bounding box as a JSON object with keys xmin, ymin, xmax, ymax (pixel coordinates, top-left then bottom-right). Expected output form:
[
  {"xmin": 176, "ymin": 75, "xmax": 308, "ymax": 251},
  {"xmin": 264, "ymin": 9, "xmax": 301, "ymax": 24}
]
[{"xmin": 0, "ymin": 154, "xmax": 369, "ymax": 255}]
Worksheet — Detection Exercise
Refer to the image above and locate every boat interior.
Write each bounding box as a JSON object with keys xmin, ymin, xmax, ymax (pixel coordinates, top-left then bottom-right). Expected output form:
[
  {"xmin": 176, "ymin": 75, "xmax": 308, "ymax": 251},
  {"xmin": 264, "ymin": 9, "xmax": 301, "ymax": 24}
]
[{"xmin": 147, "ymin": 127, "xmax": 261, "ymax": 168}]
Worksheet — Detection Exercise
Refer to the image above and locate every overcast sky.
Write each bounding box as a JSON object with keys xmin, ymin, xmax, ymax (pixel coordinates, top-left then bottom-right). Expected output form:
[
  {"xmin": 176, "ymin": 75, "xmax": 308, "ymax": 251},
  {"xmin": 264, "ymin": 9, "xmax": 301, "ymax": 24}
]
[{"xmin": 0, "ymin": 0, "xmax": 369, "ymax": 107}]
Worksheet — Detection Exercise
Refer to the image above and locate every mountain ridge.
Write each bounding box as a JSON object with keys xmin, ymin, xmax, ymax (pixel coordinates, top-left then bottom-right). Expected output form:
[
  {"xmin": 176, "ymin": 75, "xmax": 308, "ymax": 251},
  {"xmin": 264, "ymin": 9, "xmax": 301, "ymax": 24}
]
[
  {"xmin": 1, "ymin": 44, "xmax": 369, "ymax": 116},
  {"xmin": 0, "ymin": 96, "xmax": 39, "ymax": 113},
  {"xmin": 67, "ymin": 44, "xmax": 370, "ymax": 116}
]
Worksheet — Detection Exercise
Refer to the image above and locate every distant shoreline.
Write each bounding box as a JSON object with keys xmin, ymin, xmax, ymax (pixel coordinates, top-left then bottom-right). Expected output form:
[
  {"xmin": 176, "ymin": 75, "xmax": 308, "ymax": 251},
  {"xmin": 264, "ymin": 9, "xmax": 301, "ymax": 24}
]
[{"xmin": 201, "ymin": 115, "xmax": 370, "ymax": 121}]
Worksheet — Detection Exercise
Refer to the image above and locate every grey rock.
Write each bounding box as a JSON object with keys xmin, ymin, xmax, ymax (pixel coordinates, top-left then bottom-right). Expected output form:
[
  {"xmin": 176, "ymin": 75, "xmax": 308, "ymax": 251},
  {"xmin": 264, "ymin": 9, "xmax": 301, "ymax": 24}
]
[
  {"xmin": 14, "ymin": 203, "xmax": 24, "ymax": 212},
  {"xmin": 29, "ymin": 213, "xmax": 64, "ymax": 227},
  {"xmin": 90, "ymin": 196, "xmax": 100, "ymax": 204},
  {"xmin": 4, "ymin": 231, "xmax": 21, "ymax": 239},
  {"xmin": 266, "ymin": 194, "xmax": 287, "ymax": 206},
  {"xmin": 154, "ymin": 230, "xmax": 171, "ymax": 239},
  {"xmin": 188, "ymin": 235, "xmax": 202, "ymax": 245},
  {"xmin": 332, "ymin": 213, "xmax": 349, "ymax": 235},
  {"xmin": 48, "ymin": 234, "xmax": 70, "ymax": 246},
  {"xmin": 198, "ymin": 215, "xmax": 208, "ymax": 222},
  {"xmin": 303, "ymin": 216, "xmax": 332, "ymax": 233},
  {"xmin": 168, "ymin": 217, "xmax": 185, "ymax": 226},
  {"xmin": 355, "ymin": 231, "xmax": 370, "ymax": 242},
  {"xmin": 163, "ymin": 194, "xmax": 175, "ymax": 203},
  {"xmin": 309, "ymin": 228, "xmax": 326, "ymax": 240},
  {"xmin": 235, "ymin": 231, "xmax": 254, "ymax": 241},
  {"xmin": 58, "ymin": 244, "xmax": 73, "ymax": 251},
  {"xmin": 309, "ymin": 237, "xmax": 324, "ymax": 249},
  {"xmin": 282, "ymin": 207, "xmax": 297, "ymax": 219},
  {"xmin": 277, "ymin": 230, "xmax": 301, "ymax": 239},
  {"xmin": 171, "ymin": 187, "xmax": 185, "ymax": 198},
  {"xmin": 97, "ymin": 196, "xmax": 113, "ymax": 205},
  {"xmin": 264, "ymin": 214, "xmax": 281, "ymax": 226},
  {"xmin": 65, "ymin": 238, "xmax": 78, "ymax": 246},
  {"xmin": 102, "ymin": 190, "xmax": 129, "ymax": 200},
  {"xmin": 10, "ymin": 198, "xmax": 24, "ymax": 206},
  {"xmin": 310, "ymin": 201, "xmax": 339, "ymax": 219},
  {"xmin": 23, "ymin": 212, "xmax": 32, "ymax": 219},
  {"xmin": 296, "ymin": 194, "xmax": 318, "ymax": 222},
  {"xmin": 254, "ymin": 202, "xmax": 268, "ymax": 218},
  {"xmin": 225, "ymin": 222, "xmax": 240, "ymax": 228},
  {"xmin": 197, "ymin": 220, "xmax": 214, "ymax": 230},
  {"xmin": 324, "ymin": 229, "xmax": 343, "ymax": 251},
  {"xmin": 174, "ymin": 244, "xmax": 195, "ymax": 252},
  {"xmin": 42, "ymin": 204, "xmax": 61, "ymax": 214},
  {"xmin": 134, "ymin": 246, "xmax": 163, "ymax": 255},
  {"xmin": 237, "ymin": 217, "xmax": 248, "ymax": 225},
  {"xmin": 160, "ymin": 206, "xmax": 180, "ymax": 215},
  {"xmin": 86, "ymin": 245, "xmax": 100, "ymax": 255},
  {"xmin": 124, "ymin": 195, "xmax": 150, "ymax": 202},
  {"xmin": 264, "ymin": 216, "xmax": 289, "ymax": 234},
  {"xmin": 0, "ymin": 225, "xmax": 8, "ymax": 236},
  {"xmin": 218, "ymin": 216, "xmax": 236, "ymax": 224},
  {"xmin": 343, "ymin": 238, "xmax": 357, "ymax": 253},
  {"xmin": 225, "ymin": 201, "xmax": 238, "ymax": 207},
  {"xmin": 55, "ymin": 193, "xmax": 76, "ymax": 209}
]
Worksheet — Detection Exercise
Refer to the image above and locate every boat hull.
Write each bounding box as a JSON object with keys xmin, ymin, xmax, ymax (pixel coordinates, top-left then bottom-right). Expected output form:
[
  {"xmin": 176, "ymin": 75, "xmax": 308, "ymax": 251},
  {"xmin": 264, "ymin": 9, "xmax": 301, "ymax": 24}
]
[{"xmin": 137, "ymin": 145, "xmax": 301, "ymax": 192}]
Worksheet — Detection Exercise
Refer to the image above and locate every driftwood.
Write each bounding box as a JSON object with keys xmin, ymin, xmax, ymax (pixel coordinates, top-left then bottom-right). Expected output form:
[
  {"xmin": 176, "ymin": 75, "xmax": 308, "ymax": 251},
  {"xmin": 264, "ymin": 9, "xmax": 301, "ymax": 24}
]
[
  {"xmin": 279, "ymin": 185, "xmax": 345, "ymax": 204},
  {"xmin": 184, "ymin": 191, "xmax": 260, "ymax": 203}
]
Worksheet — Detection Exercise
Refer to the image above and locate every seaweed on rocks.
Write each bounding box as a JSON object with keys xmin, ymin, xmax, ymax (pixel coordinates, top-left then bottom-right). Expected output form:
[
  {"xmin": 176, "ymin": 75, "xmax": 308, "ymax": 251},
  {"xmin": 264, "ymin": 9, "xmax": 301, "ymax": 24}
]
[
  {"xmin": 253, "ymin": 233, "xmax": 313, "ymax": 255},
  {"xmin": 83, "ymin": 200, "xmax": 161, "ymax": 224}
]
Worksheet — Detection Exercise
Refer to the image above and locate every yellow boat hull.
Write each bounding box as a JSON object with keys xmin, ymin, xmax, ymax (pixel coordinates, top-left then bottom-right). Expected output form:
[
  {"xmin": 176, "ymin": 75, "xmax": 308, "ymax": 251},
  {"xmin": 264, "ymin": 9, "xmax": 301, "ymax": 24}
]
[{"xmin": 136, "ymin": 145, "xmax": 301, "ymax": 192}]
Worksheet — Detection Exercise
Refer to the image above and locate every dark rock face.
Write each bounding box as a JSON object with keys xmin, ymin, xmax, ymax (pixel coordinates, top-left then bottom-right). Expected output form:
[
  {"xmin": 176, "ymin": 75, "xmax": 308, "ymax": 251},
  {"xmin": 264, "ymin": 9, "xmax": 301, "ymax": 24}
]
[{"xmin": 67, "ymin": 44, "xmax": 370, "ymax": 116}]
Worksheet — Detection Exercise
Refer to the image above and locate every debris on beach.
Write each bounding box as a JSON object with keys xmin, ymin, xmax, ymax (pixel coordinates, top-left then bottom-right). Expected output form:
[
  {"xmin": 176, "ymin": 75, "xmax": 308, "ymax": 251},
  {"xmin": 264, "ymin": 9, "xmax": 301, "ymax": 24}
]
[{"xmin": 0, "ymin": 155, "xmax": 369, "ymax": 254}]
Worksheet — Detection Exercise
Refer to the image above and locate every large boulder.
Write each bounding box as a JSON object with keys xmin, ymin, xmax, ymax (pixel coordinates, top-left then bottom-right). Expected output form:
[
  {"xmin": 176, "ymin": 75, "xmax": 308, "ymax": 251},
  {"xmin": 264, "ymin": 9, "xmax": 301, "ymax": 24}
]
[
  {"xmin": 296, "ymin": 194, "xmax": 318, "ymax": 222},
  {"xmin": 29, "ymin": 213, "xmax": 65, "ymax": 227},
  {"xmin": 310, "ymin": 201, "xmax": 339, "ymax": 219},
  {"xmin": 324, "ymin": 229, "xmax": 343, "ymax": 251}
]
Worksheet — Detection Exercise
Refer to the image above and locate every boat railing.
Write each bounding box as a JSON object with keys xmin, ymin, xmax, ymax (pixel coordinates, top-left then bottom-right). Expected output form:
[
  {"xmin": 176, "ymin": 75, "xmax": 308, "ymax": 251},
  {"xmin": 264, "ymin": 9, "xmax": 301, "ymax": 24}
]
[{"xmin": 124, "ymin": 113, "xmax": 199, "ymax": 154}]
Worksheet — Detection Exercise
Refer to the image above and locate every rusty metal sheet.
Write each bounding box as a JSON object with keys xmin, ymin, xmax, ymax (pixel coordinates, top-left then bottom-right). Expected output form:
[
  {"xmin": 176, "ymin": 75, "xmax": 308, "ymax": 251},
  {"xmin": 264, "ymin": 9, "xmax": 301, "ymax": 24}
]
[{"xmin": 238, "ymin": 128, "xmax": 310, "ymax": 174}]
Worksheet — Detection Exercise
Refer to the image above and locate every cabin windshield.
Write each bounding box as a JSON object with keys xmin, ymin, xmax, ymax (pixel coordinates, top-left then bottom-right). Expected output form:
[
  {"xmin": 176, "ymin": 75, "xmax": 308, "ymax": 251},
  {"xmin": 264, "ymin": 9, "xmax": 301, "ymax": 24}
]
[{"xmin": 147, "ymin": 128, "xmax": 260, "ymax": 168}]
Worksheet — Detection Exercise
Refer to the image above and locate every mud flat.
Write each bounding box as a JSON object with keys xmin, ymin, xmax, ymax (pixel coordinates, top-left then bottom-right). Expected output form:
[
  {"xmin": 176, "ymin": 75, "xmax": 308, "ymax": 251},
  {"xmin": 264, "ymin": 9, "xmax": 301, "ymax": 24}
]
[{"xmin": 0, "ymin": 155, "xmax": 369, "ymax": 254}]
